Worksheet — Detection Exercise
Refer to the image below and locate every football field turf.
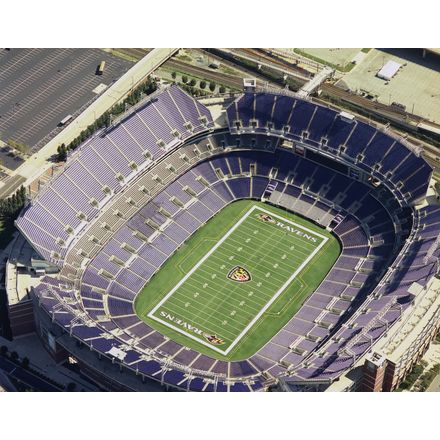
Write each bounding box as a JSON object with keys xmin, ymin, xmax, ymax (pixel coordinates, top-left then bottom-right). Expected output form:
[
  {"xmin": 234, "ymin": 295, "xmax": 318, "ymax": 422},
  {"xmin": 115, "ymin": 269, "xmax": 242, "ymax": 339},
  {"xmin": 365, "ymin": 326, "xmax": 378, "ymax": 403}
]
[{"xmin": 135, "ymin": 200, "xmax": 340, "ymax": 361}]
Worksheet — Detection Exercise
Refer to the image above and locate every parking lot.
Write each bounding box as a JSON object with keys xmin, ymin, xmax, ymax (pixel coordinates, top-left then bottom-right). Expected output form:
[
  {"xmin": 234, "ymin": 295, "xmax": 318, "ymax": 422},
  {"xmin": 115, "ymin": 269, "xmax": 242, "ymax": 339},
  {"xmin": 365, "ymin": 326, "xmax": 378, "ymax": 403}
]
[
  {"xmin": 0, "ymin": 48, "xmax": 133, "ymax": 165},
  {"xmin": 0, "ymin": 145, "xmax": 24, "ymax": 171}
]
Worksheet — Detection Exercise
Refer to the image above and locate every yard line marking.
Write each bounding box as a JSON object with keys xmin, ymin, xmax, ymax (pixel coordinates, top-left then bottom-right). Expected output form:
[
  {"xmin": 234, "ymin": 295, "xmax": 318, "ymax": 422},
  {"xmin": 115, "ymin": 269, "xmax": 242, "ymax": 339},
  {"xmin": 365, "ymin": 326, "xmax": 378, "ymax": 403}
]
[
  {"xmin": 223, "ymin": 225, "xmax": 315, "ymax": 255},
  {"xmin": 171, "ymin": 277, "xmax": 264, "ymax": 313},
  {"xmin": 212, "ymin": 236, "xmax": 310, "ymax": 262},
  {"xmin": 219, "ymin": 234, "xmax": 312, "ymax": 258},
  {"xmin": 164, "ymin": 300, "xmax": 244, "ymax": 335},
  {"xmin": 197, "ymin": 255, "xmax": 289, "ymax": 286},
  {"xmin": 238, "ymin": 222, "xmax": 317, "ymax": 254},
  {"xmin": 148, "ymin": 205, "xmax": 328, "ymax": 355},
  {"xmin": 158, "ymin": 303, "xmax": 238, "ymax": 339}
]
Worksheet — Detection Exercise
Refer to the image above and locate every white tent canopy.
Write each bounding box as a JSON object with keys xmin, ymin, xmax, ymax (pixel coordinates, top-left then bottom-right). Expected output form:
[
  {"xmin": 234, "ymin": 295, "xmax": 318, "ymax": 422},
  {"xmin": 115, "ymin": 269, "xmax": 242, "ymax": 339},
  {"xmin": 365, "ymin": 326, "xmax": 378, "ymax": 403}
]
[{"xmin": 377, "ymin": 60, "xmax": 402, "ymax": 81}]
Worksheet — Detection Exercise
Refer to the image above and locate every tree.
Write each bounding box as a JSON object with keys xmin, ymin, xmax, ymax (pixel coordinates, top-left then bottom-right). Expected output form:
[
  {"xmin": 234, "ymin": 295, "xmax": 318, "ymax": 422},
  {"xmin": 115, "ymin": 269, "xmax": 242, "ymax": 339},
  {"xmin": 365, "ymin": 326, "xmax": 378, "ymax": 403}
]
[
  {"xmin": 209, "ymin": 81, "xmax": 216, "ymax": 92},
  {"xmin": 200, "ymin": 80, "xmax": 206, "ymax": 89},
  {"xmin": 10, "ymin": 351, "xmax": 19, "ymax": 362},
  {"xmin": 189, "ymin": 78, "xmax": 197, "ymax": 87},
  {"xmin": 21, "ymin": 357, "xmax": 30, "ymax": 369},
  {"xmin": 0, "ymin": 345, "xmax": 8, "ymax": 356},
  {"xmin": 182, "ymin": 75, "xmax": 188, "ymax": 84},
  {"xmin": 103, "ymin": 112, "xmax": 111, "ymax": 128},
  {"xmin": 57, "ymin": 143, "xmax": 67, "ymax": 162},
  {"xmin": 0, "ymin": 185, "xmax": 27, "ymax": 218},
  {"xmin": 171, "ymin": 72, "xmax": 177, "ymax": 79},
  {"xmin": 219, "ymin": 85, "xmax": 226, "ymax": 94},
  {"xmin": 19, "ymin": 185, "xmax": 27, "ymax": 202}
]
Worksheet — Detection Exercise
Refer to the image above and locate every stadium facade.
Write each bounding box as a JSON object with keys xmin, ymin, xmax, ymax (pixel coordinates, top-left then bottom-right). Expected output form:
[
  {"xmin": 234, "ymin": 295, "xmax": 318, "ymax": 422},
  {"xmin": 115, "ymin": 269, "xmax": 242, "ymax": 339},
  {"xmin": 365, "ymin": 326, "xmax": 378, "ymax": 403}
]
[{"xmin": 15, "ymin": 84, "xmax": 440, "ymax": 391}]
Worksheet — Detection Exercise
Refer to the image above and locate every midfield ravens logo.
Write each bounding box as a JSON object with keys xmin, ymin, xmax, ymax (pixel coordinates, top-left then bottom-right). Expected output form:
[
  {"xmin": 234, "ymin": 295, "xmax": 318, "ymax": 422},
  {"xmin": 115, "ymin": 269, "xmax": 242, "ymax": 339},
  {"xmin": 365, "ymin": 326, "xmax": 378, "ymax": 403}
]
[
  {"xmin": 227, "ymin": 266, "xmax": 251, "ymax": 283},
  {"xmin": 203, "ymin": 333, "xmax": 225, "ymax": 346},
  {"xmin": 258, "ymin": 213, "xmax": 275, "ymax": 223}
]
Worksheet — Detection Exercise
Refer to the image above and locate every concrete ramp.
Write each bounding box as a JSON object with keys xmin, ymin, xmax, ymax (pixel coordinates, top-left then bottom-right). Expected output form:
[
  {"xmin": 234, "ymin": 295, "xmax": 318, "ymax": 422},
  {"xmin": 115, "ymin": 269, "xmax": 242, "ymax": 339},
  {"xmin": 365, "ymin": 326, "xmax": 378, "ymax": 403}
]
[{"xmin": 297, "ymin": 66, "xmax": 334, "ymax": 98}]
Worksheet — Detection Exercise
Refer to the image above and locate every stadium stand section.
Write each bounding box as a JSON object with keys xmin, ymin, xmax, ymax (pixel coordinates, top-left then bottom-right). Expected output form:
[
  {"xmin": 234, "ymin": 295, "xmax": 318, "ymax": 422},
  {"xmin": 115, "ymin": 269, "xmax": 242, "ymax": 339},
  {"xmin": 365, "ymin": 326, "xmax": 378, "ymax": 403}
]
[{"xmin": 16, "ymin": 87, "xmax": 438, "ymax": 391}]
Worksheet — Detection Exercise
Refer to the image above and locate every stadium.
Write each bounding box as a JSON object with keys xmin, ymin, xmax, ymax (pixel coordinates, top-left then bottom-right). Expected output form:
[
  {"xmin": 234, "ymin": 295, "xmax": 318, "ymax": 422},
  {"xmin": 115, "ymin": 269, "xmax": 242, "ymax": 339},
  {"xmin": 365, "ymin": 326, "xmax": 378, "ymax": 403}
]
[{"xmin": 14, "ymin": 82, "xmax": 440, "ymax": 392}]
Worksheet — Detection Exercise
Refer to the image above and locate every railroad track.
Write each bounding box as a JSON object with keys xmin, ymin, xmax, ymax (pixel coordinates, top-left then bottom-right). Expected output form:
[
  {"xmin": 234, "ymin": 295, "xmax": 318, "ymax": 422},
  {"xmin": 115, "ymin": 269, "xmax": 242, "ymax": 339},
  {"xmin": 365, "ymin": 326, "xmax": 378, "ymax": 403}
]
[
  {"xmin": 240, "ymin": 48, "xmax": 312, "ymax": 79},
  {"xmin": 238, "ymin": 49, "xmax": 432, "ymax": 130},
  {"xmin": 319, "ymin": 84, "xmax": 440, "ymax": 168},
  {"xmin": 321, "ymin": 83, "xmax": 424, "ymax": 125},
  {"xmin": 199, "ymin": 49, "xmax": 286, "ymax": 89},
  {"xmin": 164, "ymin": 50, "xmax": 440, "ymax": 168},
  {"xmin": 110, "ymin": 48, "xmax": 150, "ymax": 62},
  {"xmin": 221, "ymin": 48, "xmax": 311, "ymax": 82},
  {"xmin": 165, "ymin": 59, "xmax": 248, "ymax": 89}
]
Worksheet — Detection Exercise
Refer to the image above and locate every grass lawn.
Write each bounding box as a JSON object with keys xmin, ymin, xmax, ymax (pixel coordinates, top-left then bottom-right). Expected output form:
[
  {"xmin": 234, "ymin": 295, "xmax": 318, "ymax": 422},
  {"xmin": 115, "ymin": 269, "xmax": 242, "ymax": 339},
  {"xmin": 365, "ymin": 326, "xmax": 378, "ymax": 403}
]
[
  {"xmin": 293, "ymin": 48, "xmax": 357, "ymax": 73},
  {"xmin": 134, "ymin": 200, "xmax": 340, "ymax": 361}
]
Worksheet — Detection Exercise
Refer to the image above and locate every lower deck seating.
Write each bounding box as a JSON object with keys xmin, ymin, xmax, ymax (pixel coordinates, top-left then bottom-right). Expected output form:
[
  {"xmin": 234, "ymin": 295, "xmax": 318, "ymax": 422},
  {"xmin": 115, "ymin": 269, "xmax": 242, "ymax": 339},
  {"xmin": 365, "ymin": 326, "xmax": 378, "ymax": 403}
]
[{"xmin": 29, "ymin": 127, "xmax": 435, "ymax": 391}]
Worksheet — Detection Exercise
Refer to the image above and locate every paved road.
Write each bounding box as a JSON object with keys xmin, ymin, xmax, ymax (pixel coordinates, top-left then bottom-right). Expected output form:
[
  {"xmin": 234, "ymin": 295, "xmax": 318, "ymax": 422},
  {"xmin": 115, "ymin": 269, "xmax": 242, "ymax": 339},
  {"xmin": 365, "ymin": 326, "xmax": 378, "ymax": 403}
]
[{"xmin": 0, "ymin": 174, "xmax": 26, "ymax": 198}]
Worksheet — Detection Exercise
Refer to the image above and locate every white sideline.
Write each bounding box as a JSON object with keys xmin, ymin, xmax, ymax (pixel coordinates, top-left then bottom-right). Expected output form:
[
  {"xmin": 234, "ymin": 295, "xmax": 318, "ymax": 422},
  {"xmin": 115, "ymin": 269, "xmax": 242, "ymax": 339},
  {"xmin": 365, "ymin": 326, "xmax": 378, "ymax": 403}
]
[{"xmin": 148, "ymin": 205, "xmax": 329, "ymax": 355}]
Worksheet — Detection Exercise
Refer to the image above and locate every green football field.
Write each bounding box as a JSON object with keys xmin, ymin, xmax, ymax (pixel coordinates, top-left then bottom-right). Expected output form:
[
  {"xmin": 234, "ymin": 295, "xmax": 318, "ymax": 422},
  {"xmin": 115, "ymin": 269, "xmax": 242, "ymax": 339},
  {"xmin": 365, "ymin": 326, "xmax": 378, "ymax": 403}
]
[{"xmin": 134, "ymin": 200, "xmax": 340, "ymax": 361}]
